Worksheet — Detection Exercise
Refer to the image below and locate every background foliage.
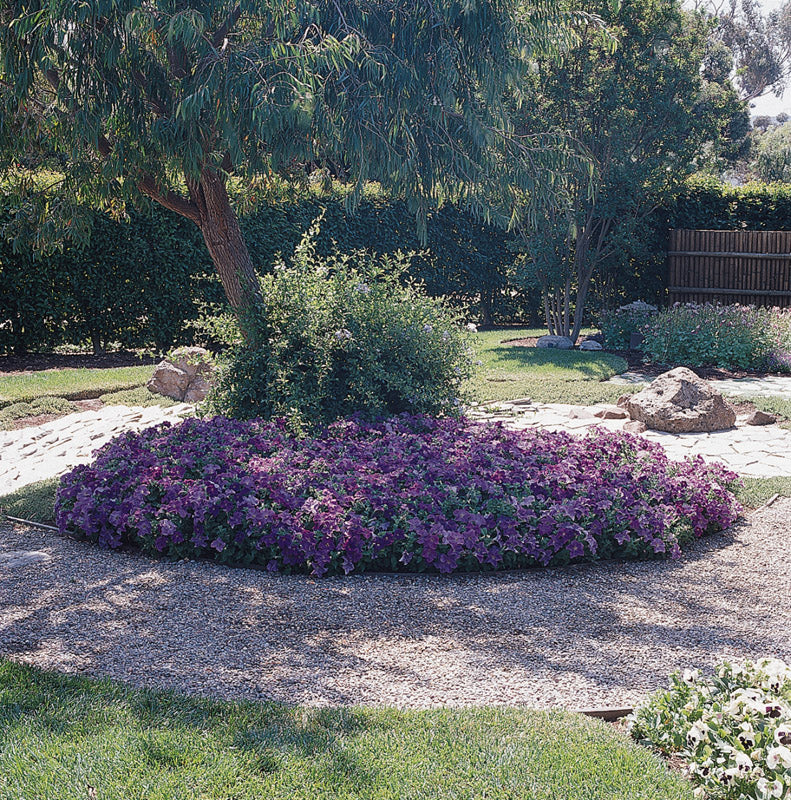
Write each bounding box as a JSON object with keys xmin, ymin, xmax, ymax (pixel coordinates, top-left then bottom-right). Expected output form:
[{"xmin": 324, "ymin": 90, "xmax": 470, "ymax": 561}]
[{"xmin": 0, "ymin": 187, "xmax": 534, "ymax": 355}]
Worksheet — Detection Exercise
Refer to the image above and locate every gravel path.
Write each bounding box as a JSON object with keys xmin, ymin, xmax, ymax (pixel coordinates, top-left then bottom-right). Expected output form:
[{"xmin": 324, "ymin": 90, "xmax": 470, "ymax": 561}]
[{"xmin": 1, "ymin": 502, "xmax": 789, "ymax": 710}]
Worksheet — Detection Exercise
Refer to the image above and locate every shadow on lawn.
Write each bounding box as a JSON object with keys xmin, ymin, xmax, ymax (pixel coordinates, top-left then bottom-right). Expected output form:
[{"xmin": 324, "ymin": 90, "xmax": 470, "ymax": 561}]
[
  {"xmin": 484, "ymin": 346, "xmax": 623, "ymax": 380},
  {"xmin": 0, "ymin": 508, "xmax": 787, "ymax": 710}
]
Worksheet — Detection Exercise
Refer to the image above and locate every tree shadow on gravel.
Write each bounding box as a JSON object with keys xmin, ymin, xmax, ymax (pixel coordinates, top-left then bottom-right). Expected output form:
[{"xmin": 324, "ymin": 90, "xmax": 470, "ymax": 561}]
[{"xmin": 0, "ymin": 507, "xmax": 788, "ymax": 708}]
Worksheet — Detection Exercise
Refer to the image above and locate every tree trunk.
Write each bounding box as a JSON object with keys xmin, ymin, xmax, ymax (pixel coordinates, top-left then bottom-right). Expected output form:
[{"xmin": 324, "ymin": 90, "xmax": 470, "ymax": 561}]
[{"xmin": 197, "ymin": 170, "xmax": 262, "ymax": 342}]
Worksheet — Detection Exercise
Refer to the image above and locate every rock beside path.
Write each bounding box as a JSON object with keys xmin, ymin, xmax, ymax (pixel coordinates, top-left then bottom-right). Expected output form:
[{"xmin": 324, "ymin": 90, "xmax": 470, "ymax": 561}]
[
  {"xmin": 626, "ymin": 367, "xmax": 736, "ymax": 433},
  {"xmin": 745, "ymin": 410, "xmax": 777, "ymax": 426},
  {"xmin": 148, "ymin": 346, "xmax": 215, "ymax": 403},
  {"xmin": 536, "ymin": 335, "xmax": 574, "ymax": 350}
]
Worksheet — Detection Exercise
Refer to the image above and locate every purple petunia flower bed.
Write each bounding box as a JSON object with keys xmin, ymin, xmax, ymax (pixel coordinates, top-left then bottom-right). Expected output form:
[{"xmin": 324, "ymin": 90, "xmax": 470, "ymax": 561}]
[{"xmin": 55, "ymin": 415, "xmax": 741, "ymax": 576}]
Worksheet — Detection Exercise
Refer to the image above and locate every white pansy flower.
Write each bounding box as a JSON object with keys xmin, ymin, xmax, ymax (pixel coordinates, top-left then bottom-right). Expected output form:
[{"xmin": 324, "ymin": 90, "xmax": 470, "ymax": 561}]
[
  {"xmin": 682, "ymin": 668, "xmax": 700, "ymax": 685},
  {"xmin": 775, "ymin": 726, "xmax": 791, "ymax": 745},
  {"xmin": 687, "ymin": 720, "xmax": 709, "ymax": 747},
  {"xmin": 766, "ymin": 745, "xmax": 791, "ymax": 770}
]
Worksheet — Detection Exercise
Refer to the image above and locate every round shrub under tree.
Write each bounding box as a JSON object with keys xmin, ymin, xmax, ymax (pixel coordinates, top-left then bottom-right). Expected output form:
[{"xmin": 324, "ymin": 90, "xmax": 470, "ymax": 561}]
[
  {"xmin": 206, "ymin": 224, "xmax": 474, "ymax": 430},
  {"xmin": 55, "ymin": 415, "xmax": 741, "ymax": 576}
]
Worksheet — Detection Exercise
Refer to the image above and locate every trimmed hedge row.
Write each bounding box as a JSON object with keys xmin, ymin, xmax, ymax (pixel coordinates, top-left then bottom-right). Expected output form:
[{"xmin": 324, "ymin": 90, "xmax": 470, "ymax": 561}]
[
  {"xmin": 669, "ymin": 175, "xmax": 791, "ymax": 231},
  {"xmin": 5, "ymin": 177, "xmax": 789, "ymax": 356},
  {"xmin": 0, "ymin": 193, "xmax": 535, "ymax": 355}
]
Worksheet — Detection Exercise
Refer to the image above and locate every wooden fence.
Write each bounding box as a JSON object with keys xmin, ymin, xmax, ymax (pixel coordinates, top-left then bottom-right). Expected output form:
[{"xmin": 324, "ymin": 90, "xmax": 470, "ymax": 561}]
[{"xmin": 667, "ymin": 229, "xmax": 791, "ymax": 308}]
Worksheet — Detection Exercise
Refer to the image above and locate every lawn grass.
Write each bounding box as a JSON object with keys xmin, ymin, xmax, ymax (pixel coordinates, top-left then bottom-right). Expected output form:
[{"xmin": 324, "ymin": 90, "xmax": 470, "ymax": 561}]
[
  {"xmin": 0, "ymin": 661, "xmax": 692, "ymax": 800},
  {"xmin": 0, "ymin": 478, "xmax": 59, "ymax": 523},
  {"xmin": 0, "ymin": 365, "xmax": 153, "ymax": 408},
  {"xmin": 468, "ymin": 328, "xmax": 630, "ymax": 405},
  {"xmin": 736, "ymin": 476, "xmax": 791, "ymax": 508}
]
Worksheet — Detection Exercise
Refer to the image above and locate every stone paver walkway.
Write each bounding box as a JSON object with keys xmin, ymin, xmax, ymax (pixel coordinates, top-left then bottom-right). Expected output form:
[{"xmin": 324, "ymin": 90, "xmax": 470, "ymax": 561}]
[
  {"xmin": 0, "ymin": 404, "xmax": 191, "ymax": 496},
  {"xmin": 1, "ymin": 396, "xmax": 789, "ymax": 500},
  {"xmin": 609, "ymin": 372, "xmax": 791, "ymax": 397},
  {"xmin": 473, "ymin": 401, "xmax": 791, "ymax": 477}
]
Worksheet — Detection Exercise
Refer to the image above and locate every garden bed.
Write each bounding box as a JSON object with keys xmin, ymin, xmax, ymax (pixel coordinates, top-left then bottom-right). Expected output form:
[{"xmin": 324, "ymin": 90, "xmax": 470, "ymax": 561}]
[{"xmin": 55, "ymin": 414, "xmax": 741, "ymax": 577}]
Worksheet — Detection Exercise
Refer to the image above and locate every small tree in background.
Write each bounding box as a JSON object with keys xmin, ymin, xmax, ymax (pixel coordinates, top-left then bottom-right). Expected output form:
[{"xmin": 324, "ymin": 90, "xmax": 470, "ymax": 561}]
[
  {"xmin": 755, "ymin": 122, "xmax": 791, "ymax": 182},
  {"xmin": 514, "ymin": 0, "xmax": 747, "ymax": 341},
  {"xmin": 0, "ymin": 0, "xmax": 587, "ymax": 340}
]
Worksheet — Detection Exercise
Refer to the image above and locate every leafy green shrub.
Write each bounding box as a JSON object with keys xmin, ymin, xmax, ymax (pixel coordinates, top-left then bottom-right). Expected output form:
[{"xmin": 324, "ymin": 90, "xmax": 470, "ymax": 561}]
[
  {"xmin": 629, "ymin": 658, "xmax": 791, "ymax": 800},
  {"xmin": 208, "ymin": 227, "xmax": 474, "ymax": 429},
  {"xmin": 599, "ymin": 301, "xmax": 658, "ymax": 350},
  {"xmin": 641, "ymin": 303, "xmax": 791, "ymax": 371},
  {"xmin": 669, "ymin": 175, "xmax": 791, "ymax": 231}
]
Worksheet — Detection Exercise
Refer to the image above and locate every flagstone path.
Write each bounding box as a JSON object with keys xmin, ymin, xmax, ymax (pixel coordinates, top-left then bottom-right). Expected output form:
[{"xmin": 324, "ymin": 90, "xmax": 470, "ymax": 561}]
[
  {"xmin": 609, "ymin": 372, "xmax": 791, "ymax": 397},
  {"xmin": 471, "ymin": 400, "xmax": 791, "ymax": 478},
  {"xmin": 0, "ymin": 403, "xmax": 192, "ymax": 496},
  {"xmin": 1, "ymin": 393, "xmax": 790, "ymax": 501}
]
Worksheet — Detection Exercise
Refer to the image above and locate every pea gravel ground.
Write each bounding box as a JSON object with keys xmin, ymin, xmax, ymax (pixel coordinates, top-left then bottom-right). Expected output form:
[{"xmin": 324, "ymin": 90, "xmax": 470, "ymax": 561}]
[{"xmin": 1, "ymin": 501, "xmax": 789, "ymax": 711}]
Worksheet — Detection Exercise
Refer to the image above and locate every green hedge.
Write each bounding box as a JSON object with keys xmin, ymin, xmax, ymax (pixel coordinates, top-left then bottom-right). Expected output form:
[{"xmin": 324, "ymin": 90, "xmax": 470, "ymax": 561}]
[
  {"xmin": 0, "ymin": 192, "xmax": 538, "ymax": 355},
  {"xmin": 593, "ymin": 177, "xmax": 791, "ymax": 312},
  {"xmin": 669, "ymin": 175, "xmax": 791, "ymax": 230},
  {"xmin": 5, "ymin": 177, "xmax": 786, "ymax": 357}
]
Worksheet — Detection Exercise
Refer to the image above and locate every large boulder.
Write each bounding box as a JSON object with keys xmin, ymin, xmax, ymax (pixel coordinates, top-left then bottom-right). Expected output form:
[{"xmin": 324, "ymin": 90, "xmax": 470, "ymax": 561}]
[
  {"xmin": 148, "ymin": 346, "xmax": 215, "ymax": 403},
  {"xmin": 626, "ymin": 367, "xmax": 736, "ymax": 433},
  {"xmin": 536, "ymin": 334, "xmax": 574, "ymax": 350}
]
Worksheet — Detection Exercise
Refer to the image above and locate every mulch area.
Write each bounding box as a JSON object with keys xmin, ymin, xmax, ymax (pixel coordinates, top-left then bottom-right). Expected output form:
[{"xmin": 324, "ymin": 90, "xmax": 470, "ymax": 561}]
[
  {"xmin": 1, "ymin": 499, "xmax": 788, "ymax": 710},
  {"xmin": 0, "ymin": 350, "xmax": 158, "ymax": 376},
  {"xmin": 5, "ymin": 399, "xmax": 109, "ymax": 432}
]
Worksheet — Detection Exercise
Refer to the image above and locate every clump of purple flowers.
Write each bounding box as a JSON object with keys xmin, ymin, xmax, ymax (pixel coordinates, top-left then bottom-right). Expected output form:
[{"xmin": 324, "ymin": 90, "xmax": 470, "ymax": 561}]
[{"xmin": 55, "ymin": 415, "xmax": 741, "ymax": 576}]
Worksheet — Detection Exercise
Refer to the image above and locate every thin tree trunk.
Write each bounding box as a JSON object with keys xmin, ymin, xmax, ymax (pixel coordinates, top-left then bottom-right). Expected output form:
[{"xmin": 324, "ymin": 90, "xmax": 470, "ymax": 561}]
[{"xmin": 196, "ymin": 170, "xmax": 262, "ymax": 341}]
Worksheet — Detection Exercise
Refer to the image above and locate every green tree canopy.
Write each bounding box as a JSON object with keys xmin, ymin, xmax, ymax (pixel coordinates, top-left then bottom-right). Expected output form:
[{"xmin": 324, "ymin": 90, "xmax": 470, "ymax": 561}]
[
  {"xmin": 514, "ymin": 0, "xmax": 747, "ymax": 340},
  {"xmin": 0, "ymin": 0, "xmax": 587, "ymax": 335},
  {"xmin": 755, "ymin": 121, "xmax": 791, "ymax": 182}
]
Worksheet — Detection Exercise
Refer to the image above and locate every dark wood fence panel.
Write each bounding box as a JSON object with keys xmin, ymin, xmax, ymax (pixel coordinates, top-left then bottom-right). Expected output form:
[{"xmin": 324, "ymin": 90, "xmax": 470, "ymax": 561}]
[{"xmin": 667, "ymin": 229, "xmax": 791, "ymax": 307}]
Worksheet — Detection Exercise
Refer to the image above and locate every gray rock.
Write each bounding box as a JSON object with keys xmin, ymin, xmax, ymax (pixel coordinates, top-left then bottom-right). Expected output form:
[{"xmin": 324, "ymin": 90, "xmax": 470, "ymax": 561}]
[
  {"xmin": 745, "ymin": 409, "xmax": 777, "ymax": 426},
  {"xmin": 148, "ymin": 346, "xmax": 215, "ymax": 403},
  {"xmin": 0, "ymin": 550, "xmax": 51, "ymax": 569},
  {"xmin": 617, "ymin": 300, "xmax": 658, "ymax": 313},
  {"xmin": 579, "ymin": 340, "xmax": 603, "ymax": 351},
  {"xmin": 626, "ymin": 367, "xmax": 736, "ymax": 433},
  {"xmin": 536, "ymin": 335, "xmax": 574, "ymax": 350}
]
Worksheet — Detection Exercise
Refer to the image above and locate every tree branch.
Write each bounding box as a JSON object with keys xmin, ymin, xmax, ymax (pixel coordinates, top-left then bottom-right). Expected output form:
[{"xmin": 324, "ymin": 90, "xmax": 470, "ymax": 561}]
[
  {"xmin": 138, "ymin": 174, "xmax": 201, "ymax": 224},
  {"xmin": 212, "ymin": 4, "xmax": 242, "ymax": 49}
]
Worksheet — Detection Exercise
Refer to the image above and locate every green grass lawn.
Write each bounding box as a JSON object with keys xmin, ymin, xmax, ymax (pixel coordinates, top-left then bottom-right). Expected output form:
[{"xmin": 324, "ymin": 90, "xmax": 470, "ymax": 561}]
[
  {"xmin": 0, "ymin": 478, "xmax": 59, "ymax": 523},
  {"xmin": 0, "ymin": 661, "xmax": 691, "ymax": 800},
  {"xmin": 0, "ymin": 365, "xmax": 153, "ymax": 408},
  {"xmin": 468, "ymin": 328, "xmax": 630, "ymax": 405}
]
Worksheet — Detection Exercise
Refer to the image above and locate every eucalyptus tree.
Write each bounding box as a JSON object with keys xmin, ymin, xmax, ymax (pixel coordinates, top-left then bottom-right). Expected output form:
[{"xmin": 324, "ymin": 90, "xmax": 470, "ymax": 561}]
[
  {"xmin": 515, "ymin": 0, "xmax": 747, "ymax": 341},
  {"xmin": 0, "ymin": 0, "xmax": 582, "ymax": 338}
]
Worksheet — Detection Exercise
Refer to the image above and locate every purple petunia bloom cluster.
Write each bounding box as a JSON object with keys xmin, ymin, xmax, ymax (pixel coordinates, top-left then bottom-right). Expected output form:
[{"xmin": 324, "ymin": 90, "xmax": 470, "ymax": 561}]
[{"xmin": 55, "ymin": 415, "xmax": 741, "ymax": 576}]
